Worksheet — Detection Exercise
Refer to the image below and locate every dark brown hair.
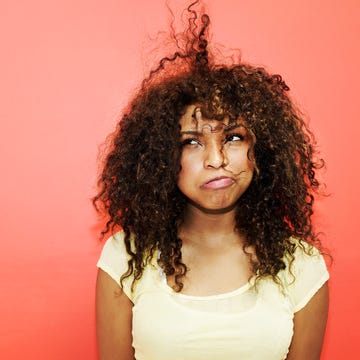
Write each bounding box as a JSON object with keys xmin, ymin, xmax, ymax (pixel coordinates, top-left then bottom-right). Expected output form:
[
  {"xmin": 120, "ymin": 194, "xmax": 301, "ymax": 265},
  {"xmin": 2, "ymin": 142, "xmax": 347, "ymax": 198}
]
[{"xmin": 94, "ymin": 1, "xmax": 324, "ymax": 291}]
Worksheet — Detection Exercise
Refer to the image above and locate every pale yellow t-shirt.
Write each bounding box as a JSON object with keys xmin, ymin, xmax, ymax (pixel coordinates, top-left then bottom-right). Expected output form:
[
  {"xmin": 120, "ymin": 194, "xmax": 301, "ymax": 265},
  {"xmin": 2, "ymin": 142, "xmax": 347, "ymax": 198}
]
[{"xmin": 97, "ymin": 231, "xmax": 329, "ymax": 360}]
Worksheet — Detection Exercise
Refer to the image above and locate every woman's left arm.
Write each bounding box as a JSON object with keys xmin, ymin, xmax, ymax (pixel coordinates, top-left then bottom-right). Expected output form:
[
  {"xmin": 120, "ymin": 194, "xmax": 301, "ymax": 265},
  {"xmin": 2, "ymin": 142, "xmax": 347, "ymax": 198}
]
[{"xmin": 286, "ymin": 281, "xmax": 329, "ymax": 360}]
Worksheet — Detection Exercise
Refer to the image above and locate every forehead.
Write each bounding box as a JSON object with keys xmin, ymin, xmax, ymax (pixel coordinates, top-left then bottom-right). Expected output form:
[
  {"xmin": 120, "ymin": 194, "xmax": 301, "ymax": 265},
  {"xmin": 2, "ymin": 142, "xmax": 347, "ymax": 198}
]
[{"xmin": 179, "ymin": 105, "xmax": 243, "ymax": 132}]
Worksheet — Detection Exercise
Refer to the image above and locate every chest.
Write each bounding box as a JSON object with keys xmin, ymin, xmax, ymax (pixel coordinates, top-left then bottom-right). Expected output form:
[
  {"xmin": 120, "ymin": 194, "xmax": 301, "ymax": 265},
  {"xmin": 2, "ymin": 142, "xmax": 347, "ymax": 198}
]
[
  {"xmin": 132, "ymin": 280, "xmax": 294, "ymax": 360},
  {"xmin": 167, "ymin": 243, "xmax": 253, "ymax": 296}
]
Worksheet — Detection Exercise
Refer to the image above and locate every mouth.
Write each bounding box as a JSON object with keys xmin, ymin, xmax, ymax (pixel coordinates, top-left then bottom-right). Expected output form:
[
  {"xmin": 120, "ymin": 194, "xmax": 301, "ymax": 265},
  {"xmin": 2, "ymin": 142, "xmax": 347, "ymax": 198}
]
[{"xmin": 201, "ymin": 176, "xmax": 235, "ymax": 190}]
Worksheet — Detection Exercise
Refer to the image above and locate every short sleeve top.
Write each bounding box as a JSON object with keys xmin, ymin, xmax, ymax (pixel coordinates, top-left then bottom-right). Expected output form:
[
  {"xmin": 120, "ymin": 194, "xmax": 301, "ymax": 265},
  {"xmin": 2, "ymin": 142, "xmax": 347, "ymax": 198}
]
[{"xmin": 97, "ymin": 231, "xmax": 329, "ymax": 360}]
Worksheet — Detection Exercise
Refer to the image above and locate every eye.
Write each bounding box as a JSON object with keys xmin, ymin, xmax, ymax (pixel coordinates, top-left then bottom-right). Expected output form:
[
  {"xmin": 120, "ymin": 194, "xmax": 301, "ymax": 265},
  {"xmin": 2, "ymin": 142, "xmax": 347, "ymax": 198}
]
[
  {"xmin": 181, "ymin": 138, "xmax": 201, "ymax": 147},
  {"xmin": 225, "ymin": 133, "xmax": 245, "ymax": 143}
]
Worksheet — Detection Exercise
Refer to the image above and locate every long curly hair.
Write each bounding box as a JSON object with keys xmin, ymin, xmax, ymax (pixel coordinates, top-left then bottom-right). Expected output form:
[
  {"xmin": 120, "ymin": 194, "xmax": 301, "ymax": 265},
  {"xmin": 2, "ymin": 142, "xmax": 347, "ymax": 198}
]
[{"xmin": 93, "ymin": 1, "xmax": 324, "ymax": 291}]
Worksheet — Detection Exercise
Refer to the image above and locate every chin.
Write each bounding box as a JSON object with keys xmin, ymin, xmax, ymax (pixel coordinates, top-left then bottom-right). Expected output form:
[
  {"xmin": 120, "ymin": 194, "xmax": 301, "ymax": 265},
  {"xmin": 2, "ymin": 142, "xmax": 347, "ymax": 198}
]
[{"xmin": 188, "ymin": 199, "xmax": 238, "ymax": 214}]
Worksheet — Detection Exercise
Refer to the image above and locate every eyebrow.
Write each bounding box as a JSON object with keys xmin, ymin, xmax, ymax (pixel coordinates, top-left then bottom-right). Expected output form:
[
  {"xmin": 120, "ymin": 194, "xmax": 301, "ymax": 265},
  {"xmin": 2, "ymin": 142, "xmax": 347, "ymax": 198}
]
[
  {"xmin": 224, "ymin": 123, "xmax": 244, "ymax": 132},
  {"xmin": 180, "ymin": 123, "xmax": 244, "ymax": 135},
  {"xmin": 180, "ymin": 130, "xmax": 202, "ymax": 136}
]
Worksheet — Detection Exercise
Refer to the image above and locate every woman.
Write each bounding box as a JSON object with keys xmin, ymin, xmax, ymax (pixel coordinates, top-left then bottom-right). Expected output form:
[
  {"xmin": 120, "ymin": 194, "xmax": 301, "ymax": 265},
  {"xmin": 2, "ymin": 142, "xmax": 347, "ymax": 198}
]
[{"xmin": 94, "ymin": 3, "xmax": 329, "ymax": 359}]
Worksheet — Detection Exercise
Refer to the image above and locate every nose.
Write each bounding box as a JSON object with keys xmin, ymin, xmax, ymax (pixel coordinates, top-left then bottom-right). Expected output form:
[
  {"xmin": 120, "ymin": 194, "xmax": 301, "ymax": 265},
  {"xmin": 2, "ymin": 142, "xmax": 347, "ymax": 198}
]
[{"xmin": 204, "ymin": 142, "xmax": 228, "ymax": 169}]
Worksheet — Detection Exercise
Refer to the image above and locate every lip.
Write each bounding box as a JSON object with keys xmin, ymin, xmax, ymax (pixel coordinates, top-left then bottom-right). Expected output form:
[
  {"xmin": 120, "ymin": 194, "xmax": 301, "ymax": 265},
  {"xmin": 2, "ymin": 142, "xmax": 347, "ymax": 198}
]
[{"xmin": 201, "ymin": 176, "xmax": 235, "ymax": 190}]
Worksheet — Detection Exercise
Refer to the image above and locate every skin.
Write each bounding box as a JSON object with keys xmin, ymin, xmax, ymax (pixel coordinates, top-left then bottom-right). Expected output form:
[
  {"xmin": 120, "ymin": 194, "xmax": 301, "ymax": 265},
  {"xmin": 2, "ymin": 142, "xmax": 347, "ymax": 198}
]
[
  {"xmin": 286, "ymin": 282, "xmax": 329, "ymax": 359},
  {"xmin": 177, "ymin": 105, "xmax": 254, "ymax": 215},
  {"xmin": 96, "ymin": 270, "xmax": 134, "ymax": 360},
  {"xmin": 171, "ymin": 105, "xmax": 255, "ymax": 294},
  {"xmin": 96, "ymin": 105, "xmax": 329, "ymax": 359}
]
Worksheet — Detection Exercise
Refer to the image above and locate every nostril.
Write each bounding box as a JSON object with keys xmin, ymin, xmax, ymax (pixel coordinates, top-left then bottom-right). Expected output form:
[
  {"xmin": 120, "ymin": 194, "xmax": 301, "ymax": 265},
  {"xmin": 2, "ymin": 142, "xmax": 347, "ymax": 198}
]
[{"xmin": 204, "ymin": 146, "xmax": 227, "ymax": 169}]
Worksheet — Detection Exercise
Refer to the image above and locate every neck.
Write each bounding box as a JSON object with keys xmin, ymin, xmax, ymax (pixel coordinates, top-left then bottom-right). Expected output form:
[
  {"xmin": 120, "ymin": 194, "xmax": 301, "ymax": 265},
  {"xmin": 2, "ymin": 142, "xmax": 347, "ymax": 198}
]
[{"xmin": 179, "ymin": 203, "xmax": 241, "ymax": 247}]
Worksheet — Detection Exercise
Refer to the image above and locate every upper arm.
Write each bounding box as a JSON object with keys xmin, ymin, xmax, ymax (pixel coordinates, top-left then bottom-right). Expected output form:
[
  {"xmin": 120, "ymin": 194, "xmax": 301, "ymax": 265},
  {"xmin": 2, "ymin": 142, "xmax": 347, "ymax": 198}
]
[
  {"xmin": 96, "ymin": 268, "xmax": 135, "ymax": 360},
  {"xmin": 286, "ymin": 281, "xmax": 329, "ymax": 360}
]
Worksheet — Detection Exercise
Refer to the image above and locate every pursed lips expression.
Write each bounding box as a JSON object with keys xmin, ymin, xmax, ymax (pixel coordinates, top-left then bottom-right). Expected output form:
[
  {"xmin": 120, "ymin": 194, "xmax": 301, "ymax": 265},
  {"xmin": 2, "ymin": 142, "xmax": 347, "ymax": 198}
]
[{"xmin": 177, "ymin": 105, "xmax": 254, "ymax": 212}]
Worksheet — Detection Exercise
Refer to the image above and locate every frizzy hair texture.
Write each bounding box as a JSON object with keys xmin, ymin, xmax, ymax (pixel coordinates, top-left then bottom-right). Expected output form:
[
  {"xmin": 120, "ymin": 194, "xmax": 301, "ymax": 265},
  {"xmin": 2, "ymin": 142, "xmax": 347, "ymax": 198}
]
[{"xmin": 93, "ymin": 1, "xmax": 324, "ymax": 291}]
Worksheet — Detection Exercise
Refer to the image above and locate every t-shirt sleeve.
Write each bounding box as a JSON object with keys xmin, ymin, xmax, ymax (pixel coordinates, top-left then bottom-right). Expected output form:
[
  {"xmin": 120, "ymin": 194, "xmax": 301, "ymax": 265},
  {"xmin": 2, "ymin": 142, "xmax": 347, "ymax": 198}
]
[
  {"xmin": 96, "ymin": 231, "xmax": 133, "ymax": 300},
  {"xmin": 282, "ymin": 240, "xmax": 329, "ymax": 313}
]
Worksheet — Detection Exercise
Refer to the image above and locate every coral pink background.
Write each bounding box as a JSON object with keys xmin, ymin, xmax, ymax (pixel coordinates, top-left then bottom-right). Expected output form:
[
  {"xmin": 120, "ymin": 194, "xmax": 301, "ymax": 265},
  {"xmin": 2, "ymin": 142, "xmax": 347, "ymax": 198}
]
[{"xmin": 1, "ymin": 0, "xmax": 359, "ymax": 358}]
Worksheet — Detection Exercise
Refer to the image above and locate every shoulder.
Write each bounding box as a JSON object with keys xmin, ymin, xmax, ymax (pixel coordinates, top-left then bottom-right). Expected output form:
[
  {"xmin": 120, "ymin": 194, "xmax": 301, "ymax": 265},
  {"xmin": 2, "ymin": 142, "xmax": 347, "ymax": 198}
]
[
  {"xmin": 97, "ymin": 230, "xmax": 159, "ymax": 301},
  {"xmin": 97, "ymin": 231, "xmax": 133, "ymax": 296},
  {"xmin": 280, "ymin": 238, "xmax": 329, "ymax": 312},
  {"xmin": 284, "ymin": 238, "xmax": 326, "ymax": 271}
]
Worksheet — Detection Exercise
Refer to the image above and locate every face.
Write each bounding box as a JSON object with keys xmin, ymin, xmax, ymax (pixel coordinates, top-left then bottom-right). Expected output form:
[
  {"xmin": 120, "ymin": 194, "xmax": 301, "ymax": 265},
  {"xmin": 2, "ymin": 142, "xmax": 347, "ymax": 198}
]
[{"xmin": 177, "ymin": 105, "xmax": 254, "ymax": 213}]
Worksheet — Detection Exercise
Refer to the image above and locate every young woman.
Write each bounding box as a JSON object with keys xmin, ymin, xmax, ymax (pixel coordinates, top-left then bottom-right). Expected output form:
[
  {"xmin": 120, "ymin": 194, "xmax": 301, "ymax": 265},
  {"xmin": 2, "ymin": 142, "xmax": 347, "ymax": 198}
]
[{"xmin": 94, "ymin": 3, "xmax": 329, "ymax": 359}]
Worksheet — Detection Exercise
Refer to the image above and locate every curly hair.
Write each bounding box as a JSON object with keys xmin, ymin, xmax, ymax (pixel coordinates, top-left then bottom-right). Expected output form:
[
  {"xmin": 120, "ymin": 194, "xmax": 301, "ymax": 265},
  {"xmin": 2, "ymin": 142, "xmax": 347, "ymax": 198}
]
[{"xmin": 93, "ymin": 1, "xmax": 324, "ymax": 291}]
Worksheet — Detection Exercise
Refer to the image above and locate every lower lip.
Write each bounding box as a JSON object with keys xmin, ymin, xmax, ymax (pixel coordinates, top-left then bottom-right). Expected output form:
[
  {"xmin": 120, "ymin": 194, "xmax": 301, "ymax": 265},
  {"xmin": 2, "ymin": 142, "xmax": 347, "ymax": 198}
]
[{"xmin": 202, "ymin": 178, "xmax": 234, "ymax": 190}]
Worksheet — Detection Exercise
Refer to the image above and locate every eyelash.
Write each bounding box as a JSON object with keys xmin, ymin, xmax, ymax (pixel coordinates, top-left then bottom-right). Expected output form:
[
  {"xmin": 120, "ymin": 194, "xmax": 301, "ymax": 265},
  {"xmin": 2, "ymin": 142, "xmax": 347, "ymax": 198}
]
[
  {"xmin": 225, "ymin": 133, "xmax": 245, "ymax": 143},
  {"xmin": 181, "ymin": 138, "xmax": 200, "ymax": 146}
]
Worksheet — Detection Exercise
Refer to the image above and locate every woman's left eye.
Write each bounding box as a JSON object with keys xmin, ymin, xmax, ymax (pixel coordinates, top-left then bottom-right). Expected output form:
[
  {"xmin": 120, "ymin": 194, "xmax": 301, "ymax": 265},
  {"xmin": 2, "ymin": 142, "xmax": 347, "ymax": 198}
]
[{"xmin": 225, "ymin": 134, "xmax": 244, "ymax": 142}]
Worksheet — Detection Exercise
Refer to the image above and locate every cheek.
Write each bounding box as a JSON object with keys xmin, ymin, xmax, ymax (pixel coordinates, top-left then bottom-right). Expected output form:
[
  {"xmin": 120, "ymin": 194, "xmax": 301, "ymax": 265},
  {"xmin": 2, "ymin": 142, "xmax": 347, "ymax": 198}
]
[
  {"xmin": 227, "ymin": 148, "xmax": 253, "ymax": 173},
  {"xmin": 177, "ymin": 157, "xmax": 190, "ymax": 187},
  {"xmin": 179, "ymin": 152, "xmax": 202, "ymax": 174},
  {"xmin": 177, "ymin": 154, "xmax": 202, "ymax": 191}
]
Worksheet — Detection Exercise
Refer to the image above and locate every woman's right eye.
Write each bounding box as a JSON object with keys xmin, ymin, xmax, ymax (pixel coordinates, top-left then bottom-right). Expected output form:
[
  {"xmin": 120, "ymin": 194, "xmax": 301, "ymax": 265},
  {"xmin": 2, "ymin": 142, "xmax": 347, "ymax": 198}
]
[{"xmin": 181, "ymin": 138, "xmax": 200, "ymax": 146}]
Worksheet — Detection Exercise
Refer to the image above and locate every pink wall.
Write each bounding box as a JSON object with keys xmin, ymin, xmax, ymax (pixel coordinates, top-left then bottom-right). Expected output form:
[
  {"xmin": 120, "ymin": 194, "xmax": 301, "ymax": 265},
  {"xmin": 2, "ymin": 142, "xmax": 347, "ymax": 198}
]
[{"xmin": 1, "ymin": 0, "xmax": 359, "ymax": 358}]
